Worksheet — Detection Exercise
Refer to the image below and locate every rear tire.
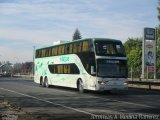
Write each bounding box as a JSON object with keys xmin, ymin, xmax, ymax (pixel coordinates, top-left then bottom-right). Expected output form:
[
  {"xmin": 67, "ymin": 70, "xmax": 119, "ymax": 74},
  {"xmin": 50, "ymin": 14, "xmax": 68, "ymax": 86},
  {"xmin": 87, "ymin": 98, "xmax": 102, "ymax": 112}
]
[
  {"xmin": 44, "ymin": 77, "xmax": 50, "ymax": 88},
  {"xmin": 40, "ymin": 76, "xmax": 43, "ymax": 86}
]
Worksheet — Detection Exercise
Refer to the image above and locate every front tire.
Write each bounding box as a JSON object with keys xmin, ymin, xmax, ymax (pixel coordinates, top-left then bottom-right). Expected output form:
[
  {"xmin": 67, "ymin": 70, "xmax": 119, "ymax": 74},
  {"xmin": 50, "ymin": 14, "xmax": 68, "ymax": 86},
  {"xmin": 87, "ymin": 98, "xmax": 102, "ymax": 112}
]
[{"xmin": 78, "ymin": 80, "xmax": 84, "ymax": 93}]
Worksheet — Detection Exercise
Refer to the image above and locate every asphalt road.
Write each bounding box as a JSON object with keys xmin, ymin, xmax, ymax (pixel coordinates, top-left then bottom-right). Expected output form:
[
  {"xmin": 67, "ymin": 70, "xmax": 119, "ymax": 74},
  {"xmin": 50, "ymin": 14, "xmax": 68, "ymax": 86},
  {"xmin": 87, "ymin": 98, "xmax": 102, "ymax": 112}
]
[{"xmin": 0, "ymin": 77, "xmax": 160, "ymax": 120}]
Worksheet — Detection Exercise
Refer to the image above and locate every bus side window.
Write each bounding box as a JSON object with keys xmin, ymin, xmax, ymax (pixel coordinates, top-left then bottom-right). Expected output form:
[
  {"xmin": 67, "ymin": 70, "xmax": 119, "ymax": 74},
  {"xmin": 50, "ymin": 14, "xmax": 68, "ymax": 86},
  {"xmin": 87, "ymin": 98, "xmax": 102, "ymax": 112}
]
[
  {"xmin": 48, "ymin": 48, "xmax": 50, "ymax": 56},
  {"xmin": 55, "ymin": 47, "xmax": 57, "ymax": 56},
  {"xmin": 44, "ymin": 49, "xmax": 46, "ymax": 57},
  {"xmin": 64, "ymin": 44, "xmax": 69, "ymax": 54},
  {"xmin": 73, "ymin": 43, "xmax": 77, "ymax": 53},
  {"xmin": 45, "ymin": 48, "xmax": 49, "ymax": 57},
  {"xmin": 61, "ymin": 45, "xmax": 64, "ymax": 55},
  {"xmin": 64, "ymin": 65, "xmax": 68, "ymax": 74},
  {"xmin": 67, "ymin": 45, "xmax": 70, "ymax": 54},
  {"xmin": 35, "ymin": 50, "xmax": 38, "ymax": 58},
  {"xmin": 42, "ymin": 49, "xmax": 45, "ymax": 57},
  {"xmin": 82, "ymin": 41, "xmax": 89, "ymax": 52},
  {"xmin": 49, "ymin": 48, "xmax": 52, "ymax": 56},
  {"xmin": 39, "ymin": 50, "xmax": 42, "ymax": 58},
  {"xmin": 78, "ymin": 42, "xmax": 82, "ymax": 52},
  {"xmin": 60, "ymin": 65, "xmax": 63, "ymax": 73},
  {"xmin": 57, "ymin": 65, "xmax": 61, "ymax": 73},
  {"xmin": 55, "ymin": 65, "xmax": 58, "ymax": 73},
  {"xmin": 64, "ymin": 45, "xmax": 67, "ymax": 54},
  {"xmin": 58, "ymin": 46, "xmax": 61, "ymax": 55},
  {"xmin": 41, "ymin": 50, "xmax": 43, "ymax": 57},
  {"xmin": 67, "ymin": 65, "xmax": 71, "ymax": 73},
  {"xmin": 52, "ymin": 47, "xmax": 55, "ymax": 56},
  {"xmin": 69, "ymin": 44, "xmax": 73, "ymax": 54},
  {"xmin": 59, "ymin": 46, "xmax": 63, "ymax": 55},
  {"xmin": 90, "ymin": 40, "xmax": 94, "ymax": 52}
]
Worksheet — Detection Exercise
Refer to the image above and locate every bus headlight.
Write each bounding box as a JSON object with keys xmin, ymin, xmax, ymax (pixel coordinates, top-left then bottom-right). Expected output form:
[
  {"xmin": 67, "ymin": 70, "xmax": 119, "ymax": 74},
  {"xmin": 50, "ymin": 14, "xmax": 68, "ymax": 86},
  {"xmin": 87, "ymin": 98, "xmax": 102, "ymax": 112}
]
[{"xmin": 124, "ymin": 81, "xmax": 128, "ymax": 85}]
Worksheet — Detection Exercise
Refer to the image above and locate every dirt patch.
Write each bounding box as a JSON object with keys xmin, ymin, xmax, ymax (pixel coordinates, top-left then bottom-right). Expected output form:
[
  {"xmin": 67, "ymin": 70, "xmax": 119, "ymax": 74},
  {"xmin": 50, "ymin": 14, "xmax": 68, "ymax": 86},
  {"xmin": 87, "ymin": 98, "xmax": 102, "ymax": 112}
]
[
  {"xmin": 0, "ymin": 98, "xmax": 68, "ymax": 120},
  {"xmin": 0, "ymin": 99, "xmax": 38, "ymax": 120}
]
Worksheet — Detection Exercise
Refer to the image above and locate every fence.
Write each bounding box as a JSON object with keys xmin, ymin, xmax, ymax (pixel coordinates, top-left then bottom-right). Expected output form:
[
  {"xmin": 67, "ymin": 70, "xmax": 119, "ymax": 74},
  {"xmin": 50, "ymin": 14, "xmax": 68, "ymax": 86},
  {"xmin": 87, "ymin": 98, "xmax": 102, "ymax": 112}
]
[{"xmin": 128, "ymin": 80, "xmax": 160, "ymax": 90}]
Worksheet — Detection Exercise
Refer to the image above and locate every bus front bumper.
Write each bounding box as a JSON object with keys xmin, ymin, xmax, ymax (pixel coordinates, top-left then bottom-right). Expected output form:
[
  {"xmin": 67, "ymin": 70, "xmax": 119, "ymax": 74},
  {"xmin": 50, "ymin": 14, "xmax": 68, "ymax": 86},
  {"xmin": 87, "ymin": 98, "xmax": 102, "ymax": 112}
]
[{"xmin": 96, "ymin": 79, "xmax": 128, "ymax": 91}]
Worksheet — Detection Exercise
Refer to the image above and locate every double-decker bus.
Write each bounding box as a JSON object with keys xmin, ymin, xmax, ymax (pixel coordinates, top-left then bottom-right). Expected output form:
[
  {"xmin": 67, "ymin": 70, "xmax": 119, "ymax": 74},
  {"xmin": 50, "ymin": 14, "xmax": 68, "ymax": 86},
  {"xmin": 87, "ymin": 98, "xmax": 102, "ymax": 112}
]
[{"xmin": 34, "ymin": 38, "xmax": 128, "ymax": 92}]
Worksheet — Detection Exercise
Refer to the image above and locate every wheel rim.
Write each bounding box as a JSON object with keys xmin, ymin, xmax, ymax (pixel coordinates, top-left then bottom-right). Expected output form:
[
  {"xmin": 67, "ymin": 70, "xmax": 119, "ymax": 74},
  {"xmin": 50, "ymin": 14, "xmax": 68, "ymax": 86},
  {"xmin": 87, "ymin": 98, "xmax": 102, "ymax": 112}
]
[
  {"xmin": 45, "ymin": 79, "xmax": 49, "ymax": 88},
  {"xmin": 40, "ymin": 78, "xmax": 43, "ymax": 86},
  {"xmin": 40, "ymin": 80, "xmax": 42, "ymax": 86},
  {"xmin": 79, "ymin": 81, "xmax": 84, "ymax": 93},
  {"xmin": 42, "ymin": 79, "xmax": 45, "ymax": 87}
]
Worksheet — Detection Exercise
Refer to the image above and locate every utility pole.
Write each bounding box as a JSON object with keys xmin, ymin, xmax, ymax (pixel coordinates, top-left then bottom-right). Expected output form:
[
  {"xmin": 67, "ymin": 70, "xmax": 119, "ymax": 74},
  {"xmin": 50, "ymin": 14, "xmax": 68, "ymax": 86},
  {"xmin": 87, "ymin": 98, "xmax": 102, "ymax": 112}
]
[{"xmin": 33, "ymin": 46, "xmax": 36, "ymax": 76}]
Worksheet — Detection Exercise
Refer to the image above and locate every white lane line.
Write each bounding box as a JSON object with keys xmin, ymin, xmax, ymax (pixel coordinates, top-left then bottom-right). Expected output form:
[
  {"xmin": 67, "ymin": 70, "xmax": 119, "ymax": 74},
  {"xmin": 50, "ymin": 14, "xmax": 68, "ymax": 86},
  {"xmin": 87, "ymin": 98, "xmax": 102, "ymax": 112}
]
[
  {"xmin": 0, "ymin": 87, "xmax": 96, "ymax": 116},
  {"xmin": 112, "ymin": 99, "xmax": 155, "ymax": 108},
  {"xmin": 87, "ymin": 95, "xmax": 156, "ymax": 109},
  {"xmin": 0, "ymin": 86, "xmax": 155, "ymax": 111}
]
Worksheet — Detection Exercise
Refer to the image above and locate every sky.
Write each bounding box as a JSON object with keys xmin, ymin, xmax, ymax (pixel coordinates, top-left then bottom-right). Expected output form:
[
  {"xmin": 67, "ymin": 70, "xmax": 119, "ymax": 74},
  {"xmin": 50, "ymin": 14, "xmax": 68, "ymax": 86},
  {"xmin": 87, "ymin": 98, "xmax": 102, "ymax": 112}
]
[{"xmin": 0, "ymin": 0, "xmax": 158, "ymax": 63}]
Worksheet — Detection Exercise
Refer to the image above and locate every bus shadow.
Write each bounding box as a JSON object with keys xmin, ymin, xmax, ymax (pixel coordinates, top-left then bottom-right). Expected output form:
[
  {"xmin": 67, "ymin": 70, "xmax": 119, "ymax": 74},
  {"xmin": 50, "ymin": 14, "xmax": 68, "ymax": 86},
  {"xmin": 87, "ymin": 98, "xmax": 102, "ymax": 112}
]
[
  {"xmin": 48, "ymin": 85, "xmax": 160, "ymax": 96},
  {"xmin": 1, "ymin": 78, "xmax": 159, "ymax": 96}
]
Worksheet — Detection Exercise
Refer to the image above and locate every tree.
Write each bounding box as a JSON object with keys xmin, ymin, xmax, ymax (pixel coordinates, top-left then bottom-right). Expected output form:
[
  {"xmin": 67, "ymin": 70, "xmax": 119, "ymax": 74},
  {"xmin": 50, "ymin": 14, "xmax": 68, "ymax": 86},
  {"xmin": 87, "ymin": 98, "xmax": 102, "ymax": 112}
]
[
  {"xmin": 13, "ymin": 62, "xmax": 33, "ymax": 74},
  {"xmin": 157, "ymin": 0, "xmax": 160, "ymax": 78},
  {"xmin": 158, "ymin": 0, "xmax": 160, "ymax": 22},
  {"xmin": 13, "ymin": 63, "xmax": 22, "ymax": 74},
  {"xmin": 156, "ymin": 27, "xmax": 160, "ymax": 78},
  {"xmin": 72, "ymin": 28, "xmax": 82, "ymax": 41},
  {"xmin": 124, "ymin": 38, "xmax": 142, "ymax": 78},
  {"xmin": 21, "ymin": 62, "xmax": 33, "ymax": 74}
]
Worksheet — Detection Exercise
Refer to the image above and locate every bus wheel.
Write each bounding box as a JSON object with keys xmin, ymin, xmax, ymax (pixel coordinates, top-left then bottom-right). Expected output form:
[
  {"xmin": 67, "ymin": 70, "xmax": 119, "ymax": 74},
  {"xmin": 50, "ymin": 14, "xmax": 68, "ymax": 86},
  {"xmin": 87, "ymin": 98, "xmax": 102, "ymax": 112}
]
[
  {"xmin": 77, "ymin": 79, "xmax": 84, "ymax": 93},
  {"xmin": 40, "ymin": 76, "xmax": 43, "ymax": 86},
  {"xmin": 44, "ymin": 77, "xmax": 49, "ymax": 88}
]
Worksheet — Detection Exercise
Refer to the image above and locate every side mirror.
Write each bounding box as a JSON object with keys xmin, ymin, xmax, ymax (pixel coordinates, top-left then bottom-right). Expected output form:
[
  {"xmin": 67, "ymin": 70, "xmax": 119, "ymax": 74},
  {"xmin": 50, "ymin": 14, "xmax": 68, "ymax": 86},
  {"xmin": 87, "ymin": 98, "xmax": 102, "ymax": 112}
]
[{"xmin": 91, "ymin": 66, "xmax": 96, "ymax": 75}]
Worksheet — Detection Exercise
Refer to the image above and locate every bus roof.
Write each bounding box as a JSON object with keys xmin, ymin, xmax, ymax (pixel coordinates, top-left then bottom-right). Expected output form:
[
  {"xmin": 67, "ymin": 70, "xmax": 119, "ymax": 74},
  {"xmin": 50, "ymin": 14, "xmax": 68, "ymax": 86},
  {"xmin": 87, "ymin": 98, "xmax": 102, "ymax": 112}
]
[{"xmin": 36, "ymin": 38, "xmax": 121, "ymax": 50}]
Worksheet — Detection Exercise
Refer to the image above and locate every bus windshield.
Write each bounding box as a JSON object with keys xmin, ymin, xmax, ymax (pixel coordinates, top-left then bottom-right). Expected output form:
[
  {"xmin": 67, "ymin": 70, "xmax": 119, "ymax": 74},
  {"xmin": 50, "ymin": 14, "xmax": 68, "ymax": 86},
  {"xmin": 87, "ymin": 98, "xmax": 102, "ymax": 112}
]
[
  {"xmin": 95, "ymin": 40, "xmax": 126, "ymax": 56},
  {"xmin": 97, "ymin": 59, "xmax": 127, "ymax": 78}
]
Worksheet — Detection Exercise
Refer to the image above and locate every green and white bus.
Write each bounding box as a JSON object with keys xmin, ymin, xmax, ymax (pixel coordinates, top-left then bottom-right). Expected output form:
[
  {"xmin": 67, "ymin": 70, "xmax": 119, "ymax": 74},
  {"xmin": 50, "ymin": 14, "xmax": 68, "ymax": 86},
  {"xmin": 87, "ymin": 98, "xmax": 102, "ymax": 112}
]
[{"xmin": 34, "ymin": 38, "xmax": 128, "ymax": 92}]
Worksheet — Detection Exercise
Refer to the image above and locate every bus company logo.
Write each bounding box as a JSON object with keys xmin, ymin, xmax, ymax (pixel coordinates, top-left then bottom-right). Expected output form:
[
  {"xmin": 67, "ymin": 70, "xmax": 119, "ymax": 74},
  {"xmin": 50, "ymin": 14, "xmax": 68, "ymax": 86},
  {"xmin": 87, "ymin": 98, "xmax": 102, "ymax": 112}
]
[{"xmin": 60, "ymin": 56, "xmax": 69, "ymax": 62}]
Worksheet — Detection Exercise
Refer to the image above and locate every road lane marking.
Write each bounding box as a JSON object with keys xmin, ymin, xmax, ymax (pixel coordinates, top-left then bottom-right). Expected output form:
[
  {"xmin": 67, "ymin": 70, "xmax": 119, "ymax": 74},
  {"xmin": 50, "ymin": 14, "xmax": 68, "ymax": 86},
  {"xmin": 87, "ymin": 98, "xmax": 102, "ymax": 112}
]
[
  {"xmin": 1, "ymin": 79, "xmax": 158, "ymax": 109},
  {"xmin": 109, "ymin": 99, "xmax": 155, "ymax": 108},
  {"xmin": 0, "ymin": 85, "xmax": 156, "ymax": 111},
  {"xmin": 84, "ymin": 95, "xmax": 156, "ymax": 109},
  {"xmin": 0, "ymin": 87, "xmax": 96, "ymax": 116}
]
